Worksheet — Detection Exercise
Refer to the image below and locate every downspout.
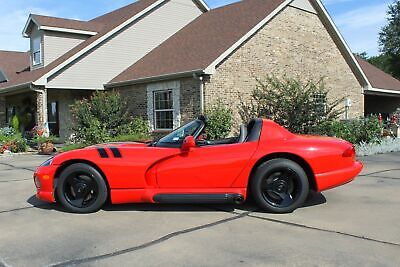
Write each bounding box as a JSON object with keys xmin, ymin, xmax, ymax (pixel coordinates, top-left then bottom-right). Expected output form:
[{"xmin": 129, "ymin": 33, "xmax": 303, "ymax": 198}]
[
  {"xmin": 199, "ymin": 76, "xmax": 204, "ymax": 115},
  {"xmin": 193, "ymin": 73, "xmax": 205, "ymax": 115}
]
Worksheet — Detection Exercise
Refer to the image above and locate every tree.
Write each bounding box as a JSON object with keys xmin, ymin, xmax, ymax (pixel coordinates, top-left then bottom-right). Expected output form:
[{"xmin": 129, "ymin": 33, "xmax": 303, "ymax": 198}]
[
  {"xmin": 379, "ymin": 0, "xmax": 400, "ymax": 79},
  {"xmin": 368, "ymin": 54, "xmax": 393, "ymax": 74},
  {"xmin": 354, "ymin": 52, "xmax": 368, "ymax": 60}
]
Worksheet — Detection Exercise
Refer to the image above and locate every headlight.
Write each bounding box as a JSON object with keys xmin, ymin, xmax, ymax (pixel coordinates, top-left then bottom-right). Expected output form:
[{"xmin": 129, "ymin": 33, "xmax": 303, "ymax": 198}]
[
  {"xmin": 40, "ymin": 157, "xmax": 54, "ymax": 167},
  {"xmin": 34, "ymin": 175, "xmax": 41, "ymax": 188}
]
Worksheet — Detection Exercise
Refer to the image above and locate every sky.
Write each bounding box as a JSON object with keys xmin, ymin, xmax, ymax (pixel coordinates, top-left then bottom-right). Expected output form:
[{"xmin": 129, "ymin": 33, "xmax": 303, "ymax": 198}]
[{"xmin": 0, "ymin": 0, "xmax": 394, "ymax": 56}]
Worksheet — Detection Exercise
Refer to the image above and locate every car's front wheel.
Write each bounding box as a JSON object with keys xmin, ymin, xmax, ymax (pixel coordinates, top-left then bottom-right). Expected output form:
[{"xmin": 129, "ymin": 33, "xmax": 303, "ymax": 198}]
[
  {"xmin": 56, "ymin": 163, "xmax": 108, "ymax": 213},
  {"xmin": 251, "ymin": 159, "xmax": 309, "ymax": 213}
]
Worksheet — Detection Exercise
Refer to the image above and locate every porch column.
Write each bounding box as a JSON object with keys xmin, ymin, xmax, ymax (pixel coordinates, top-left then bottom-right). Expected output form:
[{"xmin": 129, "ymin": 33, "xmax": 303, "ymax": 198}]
[
  {"xmin": 36, "ymin": 89, "xmax": 48, "ymax": 126},
  {"xmin": 0, "ymin": 96, "xmax": 5, "ymax": 127}
]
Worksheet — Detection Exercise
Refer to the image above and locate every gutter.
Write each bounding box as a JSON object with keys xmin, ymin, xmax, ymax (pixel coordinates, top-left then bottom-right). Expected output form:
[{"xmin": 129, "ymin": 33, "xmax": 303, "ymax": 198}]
[
  {"xmin": 105, "ymin": 69, "xmax": 206, "ymax": 88},
  {"xmin": 0, "ymin": 82, "xmax": 32, "ymax": 95},
  {"xmin": 364, "ymin": 86, "xmax": 400, "ymax": 96}
]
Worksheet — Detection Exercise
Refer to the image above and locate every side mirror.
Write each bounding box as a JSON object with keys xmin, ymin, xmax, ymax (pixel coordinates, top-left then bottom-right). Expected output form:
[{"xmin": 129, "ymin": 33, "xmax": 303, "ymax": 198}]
[{"xmin": 181, "ymin": 136, "xmax": 196, "ymax": 152}]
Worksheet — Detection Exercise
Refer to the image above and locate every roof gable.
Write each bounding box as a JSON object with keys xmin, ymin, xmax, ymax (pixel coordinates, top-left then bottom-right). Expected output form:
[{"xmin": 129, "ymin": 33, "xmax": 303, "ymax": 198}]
[
  {"xmin": 108, "ymin": 0, "xmax": 369, "ymax": 88},
  {"xmin": 109, "ymin": 0, "xmax": 288, "ymax": 85},
  {"xmin": 0, "ymin": 0, "xmax": 165, "ymax": 90}
]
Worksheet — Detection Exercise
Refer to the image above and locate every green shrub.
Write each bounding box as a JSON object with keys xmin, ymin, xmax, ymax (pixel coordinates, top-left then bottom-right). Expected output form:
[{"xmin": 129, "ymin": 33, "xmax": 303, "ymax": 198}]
[
  {"xmin": 0, "ymin": 127, "xmax": 16, "ymax": 138},
  {"xmin": 71, "ymin": 91, "xmax": 150, "ymax": 145},
  {"xmin": 0, "ymin": 133, "xmax": 27, "ymax": 153},
  {"xmin": 119, "ymin": 117, "xmax": 151, "ymax": 137},
  {"xmin": 11, "ymin": 115, "xmax": 20, "ymax": 132},
  {"xmin": 239, "ymin": 76, "xmax": 344, "ymax": 134},
  {"xmin": 205, "ymin": 100, "xmax": 233, "ymax": 139},
  {"xmin": 315, "ymin": 116, "xmax": 382, "ymax": 144}
]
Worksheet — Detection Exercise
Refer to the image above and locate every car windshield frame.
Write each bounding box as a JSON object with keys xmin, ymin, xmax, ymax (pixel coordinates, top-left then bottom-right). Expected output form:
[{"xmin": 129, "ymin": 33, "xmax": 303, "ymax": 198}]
[{"xmin": 155, "ymin": 119, "xmax": 205, "ymax": 148}]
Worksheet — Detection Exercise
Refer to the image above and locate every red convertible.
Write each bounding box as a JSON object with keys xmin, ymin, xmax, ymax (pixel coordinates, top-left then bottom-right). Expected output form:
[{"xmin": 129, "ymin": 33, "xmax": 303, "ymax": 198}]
[{"xmin": 34, "ymin": 117, "xmax": 362, "ymax": 213}]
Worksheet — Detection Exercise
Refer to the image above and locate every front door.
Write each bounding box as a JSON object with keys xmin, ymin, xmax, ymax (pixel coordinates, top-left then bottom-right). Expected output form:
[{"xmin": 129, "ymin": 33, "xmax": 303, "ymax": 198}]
[
  {"xmin": 156, "ymin": 142, "xmax": 258, "ymax": 188},
  {"xmin": 47, "ymin": 101, "xmax": 59, "ymax": 136}
]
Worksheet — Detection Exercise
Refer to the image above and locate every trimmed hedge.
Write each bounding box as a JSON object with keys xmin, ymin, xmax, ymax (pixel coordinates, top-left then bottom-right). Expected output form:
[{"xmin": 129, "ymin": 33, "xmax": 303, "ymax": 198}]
[{"xmin": 314, "ymin": 116, "xmax": 382, "ymax": 144}]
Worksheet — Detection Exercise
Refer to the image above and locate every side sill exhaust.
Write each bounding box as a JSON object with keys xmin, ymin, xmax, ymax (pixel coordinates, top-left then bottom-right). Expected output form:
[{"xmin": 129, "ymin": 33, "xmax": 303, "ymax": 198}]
[{"xmin": 153, "ymin": 193, "xmax": 245, "ymax": 204}]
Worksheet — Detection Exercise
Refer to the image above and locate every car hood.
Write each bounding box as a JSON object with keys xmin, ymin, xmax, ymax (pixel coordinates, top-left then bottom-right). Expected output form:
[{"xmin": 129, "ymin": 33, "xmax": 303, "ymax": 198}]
[{"xmin": 88, "ymin": 142, "xmax": 149, "ymax": 149}]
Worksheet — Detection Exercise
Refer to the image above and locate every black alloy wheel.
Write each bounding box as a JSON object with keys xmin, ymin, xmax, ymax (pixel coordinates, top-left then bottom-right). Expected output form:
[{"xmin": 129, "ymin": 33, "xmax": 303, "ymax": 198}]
[
  {"xmin": 63, "ymin": 173, "xmax": 98, "ymax": 208},
  {"xmin": 251, "ymin": 159, "xmax": 309, "ymax": 213},
  {"xmin": 57, "ymin": 163, "xmax": 108, "ymax": 213}
]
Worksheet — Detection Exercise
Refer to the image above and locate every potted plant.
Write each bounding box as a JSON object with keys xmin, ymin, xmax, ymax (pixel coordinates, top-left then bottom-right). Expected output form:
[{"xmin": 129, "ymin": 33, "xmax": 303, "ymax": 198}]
[
  {"xmin": 35, "ymin": 135, "xmax": 57, "ymax": 155},
  {"xmin": 31, "ymin": 125, "xmax": 57, "ymax": 155}
]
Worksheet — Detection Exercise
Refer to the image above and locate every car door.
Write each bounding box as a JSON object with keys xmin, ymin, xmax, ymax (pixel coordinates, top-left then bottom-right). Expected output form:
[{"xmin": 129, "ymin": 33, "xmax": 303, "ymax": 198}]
[{"xmin": 156, "ymin": 142, "xmax": 258, "ymax": 188}]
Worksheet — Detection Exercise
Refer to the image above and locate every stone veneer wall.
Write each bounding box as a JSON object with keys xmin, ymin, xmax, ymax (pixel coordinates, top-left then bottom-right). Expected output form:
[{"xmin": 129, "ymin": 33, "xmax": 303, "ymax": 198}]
[
  {"xmin": 0, "ymin": 96, "xmax": 5, "ymax": 127},
  {"xmin": 180, "ymin": 78, "xmax": 201, "ymax": 123},
  {"xmin": 204, "ymin": 6, "xmax": 364, "ymax": 126},
  {"xmin": 119, "ymin": 83, "xmax": 148, "ymax": 119},
  {"xmin": 35, "ymin": 91, "xmax": 45, "ymax": 126}
]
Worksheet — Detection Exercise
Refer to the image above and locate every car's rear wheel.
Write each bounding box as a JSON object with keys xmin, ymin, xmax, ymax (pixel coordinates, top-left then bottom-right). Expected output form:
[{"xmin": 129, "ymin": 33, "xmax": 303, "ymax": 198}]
[
  {"xmin": 56, "ymin": 163, "xmax": 108, "ymax": 213},
  {"xmin": 251, "ymin": 159, "xmax": 309, "ymax": 213}
]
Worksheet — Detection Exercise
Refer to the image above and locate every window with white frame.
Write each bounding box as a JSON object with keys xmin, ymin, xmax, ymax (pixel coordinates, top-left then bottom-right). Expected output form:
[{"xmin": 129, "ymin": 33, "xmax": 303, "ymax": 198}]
[
  {"xmin": 154, "ymin": 90, "xmax": 174, "ymax": 130},
  {"xmin": 147, "ymin": 81, "xmax": 180, "ymax": 131},
  {"xmin": 32, "ymin": 36, "xmax": 42, "ymax": 66}
]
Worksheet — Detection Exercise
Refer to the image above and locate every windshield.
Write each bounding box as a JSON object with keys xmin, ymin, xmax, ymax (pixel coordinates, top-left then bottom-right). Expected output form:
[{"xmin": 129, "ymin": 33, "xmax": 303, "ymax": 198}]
[{"xmin": 156, "ymin": 120, "xmax": 203, "ymax": 147}]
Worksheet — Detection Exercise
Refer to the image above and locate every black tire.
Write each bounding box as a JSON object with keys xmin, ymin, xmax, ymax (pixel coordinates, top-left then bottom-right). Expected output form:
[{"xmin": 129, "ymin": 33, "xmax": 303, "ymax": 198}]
[
  {"xmin": 56, "ymin": 163, "xmax": 108, "ymax": 213},
  {"xmin": 251, "ymin": 159, "xmax": 309, "ymax": 213}
]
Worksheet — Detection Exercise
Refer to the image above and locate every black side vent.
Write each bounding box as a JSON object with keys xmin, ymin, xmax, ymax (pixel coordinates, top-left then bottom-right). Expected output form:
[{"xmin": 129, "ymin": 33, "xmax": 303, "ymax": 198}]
[
  {"xmin": 97, "ymin": 148, "xmax": 109, "ymax": 158},
  {"xmin": 109, "ymin": 147, "xmax": 122, "ymax": 158}
]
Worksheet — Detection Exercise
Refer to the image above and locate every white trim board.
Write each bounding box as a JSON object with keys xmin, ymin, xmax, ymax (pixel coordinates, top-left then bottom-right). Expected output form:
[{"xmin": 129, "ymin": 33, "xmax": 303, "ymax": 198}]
[
  {"xmin": 45, "ymin": 85, "xmax": 102, "ymax": 90},
  {"xmin": 194, "ymin": 0, "xmax": 210, "ymax": 11},
  {"xmin": 22, "ymin": 15, "xmax": 38, "ymax": 37},
  {"xmin": 40, "ymin": 26, "xmax": 97, "ymax": 36}
]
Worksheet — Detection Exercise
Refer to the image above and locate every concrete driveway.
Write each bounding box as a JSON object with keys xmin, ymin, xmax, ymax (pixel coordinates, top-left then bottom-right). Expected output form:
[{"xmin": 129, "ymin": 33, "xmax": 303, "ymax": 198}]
[{"xmin": 0, "ymin": 153, "xmax": 399, "ymax": 267}]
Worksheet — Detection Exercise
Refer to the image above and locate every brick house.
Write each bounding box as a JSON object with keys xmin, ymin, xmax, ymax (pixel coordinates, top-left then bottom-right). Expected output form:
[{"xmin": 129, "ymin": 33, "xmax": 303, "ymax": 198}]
[{"xmin": 0, "ymin": 0, "xmax": 399, "ymax": 139}]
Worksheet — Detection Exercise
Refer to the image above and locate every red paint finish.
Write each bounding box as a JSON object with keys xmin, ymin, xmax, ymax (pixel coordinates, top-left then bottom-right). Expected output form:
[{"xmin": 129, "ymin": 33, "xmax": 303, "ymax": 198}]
[
  {"xmin": 34, "ymin": 165, "xmax": 58, "ymax": 203},
  {"xmin": 34, "ymin": 120, "xmax": 363, "ymax": 206}
]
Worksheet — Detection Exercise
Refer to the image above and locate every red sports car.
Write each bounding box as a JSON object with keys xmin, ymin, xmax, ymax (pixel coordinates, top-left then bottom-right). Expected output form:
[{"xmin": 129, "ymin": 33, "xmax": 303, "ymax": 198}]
[{"xmin": 34, "ymin": 117, "xmax": 362, "ymax": 213}]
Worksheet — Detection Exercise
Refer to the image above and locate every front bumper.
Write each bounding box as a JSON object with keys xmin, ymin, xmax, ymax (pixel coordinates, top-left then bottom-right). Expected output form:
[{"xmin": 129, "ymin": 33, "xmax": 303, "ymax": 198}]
[
  {"xmin": 33, "ymin": 165, "xmax": 58, "ymax": 203},
  {"xmin": 315, "ymin": 161, "xmax": 363, "ymax": 192}
]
